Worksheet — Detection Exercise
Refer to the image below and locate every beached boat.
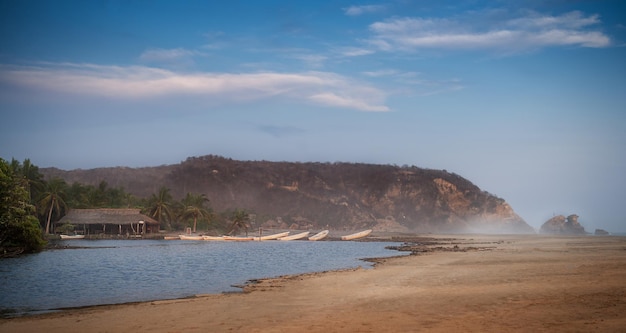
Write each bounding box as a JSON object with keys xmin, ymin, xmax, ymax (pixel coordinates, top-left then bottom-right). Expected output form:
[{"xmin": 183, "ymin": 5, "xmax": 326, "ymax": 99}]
[
  {"xmin": 222, "ymin": 236, "xmax": 255, "ymax": 241},
  {"xmin": 163, "ymin": 236, "xmax": 179, "ymax": 240},
  {"xmin": 252, "ymin": 231, "xmax": 290, "ymax": 241},
  {"xmin": 202, "ymin": 235, "xmax": 226, "ymax": 241},
  {"xmin": 278, "ymin": 231, "xmax": 310, "ymax": 241},
  {"xmin": 59, "ymin": 234, "xmax": 85, "ymax": 239},
  {"xmin": 179, "ymin": 235, "xmax": 203, "ymax": 240},
  {"xmin": 340, "ymin": 229, "xmax": 372, "ymax": 241},
  {"xmin": 308, "ymin": 230, "xmax": 329, "ymax": 241}
]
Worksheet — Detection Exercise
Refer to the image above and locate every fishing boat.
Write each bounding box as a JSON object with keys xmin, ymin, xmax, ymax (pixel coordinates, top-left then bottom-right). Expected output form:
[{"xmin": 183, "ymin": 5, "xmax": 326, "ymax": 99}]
[
  {"xmin": 252, "ymin": 231, "xmax": 290, "ymax": 241},
  {"xmin": 340, "ymin": 229, "xmax": 372, "ymax": 241},
  {"xmin": 59, "ymin": 234, "xmax": 85, "ymax": 240},
  {"xmin": 222, "ymin": 236, "xmax": 255, "ymax": 241},
  {"xmin": 178, "ymin": 235, "xmax": 203, "ymax": 240},
  {"xmin": 308, "ymin": 230, "xmax": 329, "ymax": 241},
  {"xmin": 278, "ymin": 231, "xmax": 310, "ymax": 241},
  {"xmin": 202, "ymin": 235, "xmax": 226, "ymax": 241}
]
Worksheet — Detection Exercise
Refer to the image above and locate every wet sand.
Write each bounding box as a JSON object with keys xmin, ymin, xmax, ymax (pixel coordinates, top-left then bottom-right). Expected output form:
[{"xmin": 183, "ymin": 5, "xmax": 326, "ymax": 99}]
[{"xmin": 1, "ymin": 234, "xmax": 625, "ymax": 332}]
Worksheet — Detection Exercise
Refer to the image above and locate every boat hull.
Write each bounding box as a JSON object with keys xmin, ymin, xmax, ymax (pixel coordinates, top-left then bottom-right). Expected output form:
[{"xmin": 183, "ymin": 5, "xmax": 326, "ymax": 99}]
[
  {"xmin": 252, "ymin": 231, "xmax": 290, "ymax": 241},
  {"xmin": 308, "ymin": 230, "xmax": 329, "ymax": 241},
  {"xmin": 59, "ymin": 235, "xmax": 85, "ymax": 239},
  {"xmin": 278, "ymin": 231, "xmax": 310, "ymax": 241},
  {"xmin": 341, "ymin": 229, "xmax": 372, "ymax": 240}
]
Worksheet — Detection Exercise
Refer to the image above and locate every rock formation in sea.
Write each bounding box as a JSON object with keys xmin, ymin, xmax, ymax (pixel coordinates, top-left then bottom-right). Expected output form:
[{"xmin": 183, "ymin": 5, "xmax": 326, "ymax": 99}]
[
  {"xmin": 594, "ymin": 229, "xmax": 609, "ymax": 235},
  {"xmin": 41, "ymin": 155, "xmax": 535, "ymax": 234},
  {"xmin": 539, "ymin": 214, "xmax": 587, "ymax": 235}
]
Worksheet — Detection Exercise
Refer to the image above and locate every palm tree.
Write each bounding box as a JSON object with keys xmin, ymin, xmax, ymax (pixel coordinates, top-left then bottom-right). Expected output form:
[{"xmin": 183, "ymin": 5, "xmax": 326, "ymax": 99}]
[
  {"xmin": 228, "ymin": 209, "xmax": 250, "ymax": 236},
  {"xmin": 10, "ymin": 158, "xmax": 44, "ymax": 204},
  {"xmin": 181, "ymin": 193, "xmax": 211, "ymax": 233},
  {"xmin": 38, "ymin": 177, "xmax": 68, "ymax": 234},
  {"xmin": 147, "ymin": 186, "xmax": 174, "ymax": 230}
]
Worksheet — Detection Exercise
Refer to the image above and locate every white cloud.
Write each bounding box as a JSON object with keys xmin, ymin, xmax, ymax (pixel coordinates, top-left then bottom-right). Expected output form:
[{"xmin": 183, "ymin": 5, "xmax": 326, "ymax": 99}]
[
  {"xmin": 139, "ymin": 48, "xmax": 199, "ymax": 62},
  {"xmin": 309, "ymin": 93, "xmax": 389, "ymax": 112},
  {"xmin": 0, "ymin": 63, "xmax": 389, "ymax": 112},
  {"xmin": 344, "ymin": 5, "xmax": 385, "ymax": 16},
  {"xmin": 336, "ymin": 47, "xmax": 374, "ymax": 57},
  {"xmin": 362, "ymin": 69, "xmax": 398, "ymax": 77},
  {"xmin": 368, "ymin": 11, "xmax": 610, "ymax": 52}
]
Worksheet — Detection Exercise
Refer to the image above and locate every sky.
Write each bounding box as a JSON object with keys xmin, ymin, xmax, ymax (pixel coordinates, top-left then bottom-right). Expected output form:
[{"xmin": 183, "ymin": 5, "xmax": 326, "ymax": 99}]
[{"xmin": 1, "ymin": 0, "xmax": 625, "ymax": 232}]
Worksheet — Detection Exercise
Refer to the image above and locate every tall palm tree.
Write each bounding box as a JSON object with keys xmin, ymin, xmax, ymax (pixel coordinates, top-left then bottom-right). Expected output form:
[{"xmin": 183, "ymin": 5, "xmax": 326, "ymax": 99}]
[
  {"xmin": 228, "ymin": 209, "xmax": 250, "ymax": 236},
  {"xmin": 181, "ymin": 193, "xmax": 211, "ymax": 233},
  {"xmin": 147, "ymin": 186, "xmax": 174, "ymax": 230},
  {"xmin": 10, "ymin": 158, "xmax": 43, "ymax": 204},
  {"xmin": 38, "ymin": 177, "xmax": 68, "ymax": 234}
]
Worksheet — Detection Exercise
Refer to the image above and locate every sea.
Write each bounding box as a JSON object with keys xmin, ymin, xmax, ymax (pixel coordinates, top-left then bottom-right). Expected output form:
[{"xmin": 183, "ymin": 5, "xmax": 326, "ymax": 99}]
[{"xmin": 0, "ymin": 239, "xmax": 406, "ymax": 317}]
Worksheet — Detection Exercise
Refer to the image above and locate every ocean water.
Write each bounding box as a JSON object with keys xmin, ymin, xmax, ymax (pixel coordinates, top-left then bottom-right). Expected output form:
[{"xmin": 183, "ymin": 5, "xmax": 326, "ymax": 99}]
[{"xmin": 0, "ymin": 239, "xmax": 405, "ymax": 316}]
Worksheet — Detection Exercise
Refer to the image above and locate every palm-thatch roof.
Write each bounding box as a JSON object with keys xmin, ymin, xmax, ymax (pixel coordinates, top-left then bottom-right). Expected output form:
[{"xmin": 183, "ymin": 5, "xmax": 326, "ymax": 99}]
[{"xmin": 57, "ymin": 208, "xmax": 159, "ymax": 226}]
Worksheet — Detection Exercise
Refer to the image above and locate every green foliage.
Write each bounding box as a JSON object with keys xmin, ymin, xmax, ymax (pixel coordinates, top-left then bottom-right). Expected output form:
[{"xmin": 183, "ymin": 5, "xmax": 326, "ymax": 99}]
[
  {"xmin": 38, "ymin": 177, "xmax": 68, "ymax": 234},
  {"xmin": 179, "ymin": 193, "xmax": 212, "ymax": 232},
  {"xmin": 56, "ymin": 223, "xmax": 75, "ymax": 234},
  {"xmin": 146, "ymin": 186, "xmax": 174, "ymax": 230},
  {"xmin": 228, "ymin": 209, "xmax": 250, "ymax": 236},
  {"xmin": 0, "ymin": 158, "xmax": 46, "ymax": 255}
]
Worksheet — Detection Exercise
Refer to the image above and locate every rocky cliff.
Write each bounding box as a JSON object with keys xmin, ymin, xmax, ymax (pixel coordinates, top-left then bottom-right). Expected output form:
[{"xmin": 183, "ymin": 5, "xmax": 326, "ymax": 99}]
[
  {"xmin": 42, "ymin": 155, "xmax": 534, "ymax": 233},
  {"xmin": 539, "ymin": 214, "xmax": 586, "ymax": 235}
]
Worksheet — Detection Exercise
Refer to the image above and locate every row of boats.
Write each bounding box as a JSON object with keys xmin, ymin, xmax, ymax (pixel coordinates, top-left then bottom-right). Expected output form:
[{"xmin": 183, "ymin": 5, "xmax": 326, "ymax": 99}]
[{"xmin": 176, "ymin": 229, "xmax": 372, "ymax": 242}]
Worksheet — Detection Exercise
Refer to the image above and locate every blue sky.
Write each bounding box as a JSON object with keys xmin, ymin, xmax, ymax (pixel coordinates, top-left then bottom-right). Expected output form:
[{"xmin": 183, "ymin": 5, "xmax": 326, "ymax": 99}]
[{"xmin": 1, "ymin": 0, "xmax": 625, "ymax": 232}]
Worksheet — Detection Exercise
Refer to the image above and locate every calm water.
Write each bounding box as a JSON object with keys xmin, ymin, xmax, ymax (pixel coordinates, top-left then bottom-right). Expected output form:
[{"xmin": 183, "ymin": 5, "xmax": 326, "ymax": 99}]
[{"xmin": 0, "ymin": 239, "xmax": 404, "ymax": 316}]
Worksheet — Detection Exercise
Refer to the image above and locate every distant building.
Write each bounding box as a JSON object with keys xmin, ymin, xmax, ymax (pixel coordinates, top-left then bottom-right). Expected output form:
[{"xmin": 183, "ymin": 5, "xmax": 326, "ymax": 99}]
[{"xmin": 56, "ymin": 208, "xmax": 159, "ymax": 237}]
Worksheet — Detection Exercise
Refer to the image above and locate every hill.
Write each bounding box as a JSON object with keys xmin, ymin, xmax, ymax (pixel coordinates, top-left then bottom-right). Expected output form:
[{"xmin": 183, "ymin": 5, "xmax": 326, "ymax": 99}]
[{"xmin": 41, "ymin": 155, "xmax": 534, "ymax": 233}]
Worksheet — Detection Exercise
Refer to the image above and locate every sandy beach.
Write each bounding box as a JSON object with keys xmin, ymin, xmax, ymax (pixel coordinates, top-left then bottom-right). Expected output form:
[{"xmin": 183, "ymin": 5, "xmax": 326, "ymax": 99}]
[{"xmin": 1, "ymin": 234, "xmax": 625, "ymax": 332}]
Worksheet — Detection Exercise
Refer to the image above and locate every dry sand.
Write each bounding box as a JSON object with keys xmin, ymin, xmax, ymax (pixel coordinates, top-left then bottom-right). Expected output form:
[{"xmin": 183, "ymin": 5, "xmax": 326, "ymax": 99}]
[{"xmin": 1, "ymin": 234, "xmax": 625, "ymax": 332}]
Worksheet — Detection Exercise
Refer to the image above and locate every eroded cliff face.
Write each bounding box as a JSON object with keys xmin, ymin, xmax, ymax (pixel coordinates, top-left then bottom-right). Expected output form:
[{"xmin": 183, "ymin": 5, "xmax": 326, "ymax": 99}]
[{"xmin": 42, "ymin": 155, "xmax": 534, "ymax": 234}]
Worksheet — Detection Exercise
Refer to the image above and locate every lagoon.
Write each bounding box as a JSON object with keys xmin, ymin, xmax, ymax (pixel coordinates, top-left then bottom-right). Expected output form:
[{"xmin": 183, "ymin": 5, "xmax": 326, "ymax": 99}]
[{"xmin": 0, "ymin": 239, "xmax": 404, "ymax": 316}]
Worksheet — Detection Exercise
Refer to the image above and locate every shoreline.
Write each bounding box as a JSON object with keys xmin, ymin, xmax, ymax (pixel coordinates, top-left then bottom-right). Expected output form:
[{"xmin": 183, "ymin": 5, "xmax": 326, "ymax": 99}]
[{"xmin": 2, "ymin": 234, "xmax": 625, "ymax": 332}]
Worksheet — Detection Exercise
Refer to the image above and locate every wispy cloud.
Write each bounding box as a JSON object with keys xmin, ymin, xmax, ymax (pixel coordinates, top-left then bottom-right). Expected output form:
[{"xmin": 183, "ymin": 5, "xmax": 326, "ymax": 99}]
[
  {"xmin": 344, "ymin": 5, "xmax": 386, "ymax": 16},
  {"xmin": 368, "ymin": 10, "xmax": 610, "ymax": 53},
  {"xmin": 361, "ymin": 69, "xmax": 398, "ymax": 77},
  {"xmin": 0, "ymin": 63, "xmax": 389, "ymax": 112},
  {"xmin": 139, "ymin": 48, "xmax": 201, "ymax": 62},
  {"xmin": 289, "ymin": 54, "xmax": 328, "ymax": 68},
  {"xmin": 361, "ymin": 69, "xmax": 463, "ymax": 96},
  {"xmin": 335, "ymin": 47, "xmax": 375, "ymax": 57}
]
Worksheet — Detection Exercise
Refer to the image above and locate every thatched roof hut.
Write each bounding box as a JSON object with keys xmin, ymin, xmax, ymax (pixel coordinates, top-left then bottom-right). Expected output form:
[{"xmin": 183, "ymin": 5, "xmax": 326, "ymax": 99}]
[{"xmin": 56, "ymin": 208, "xmax": 159, "ymax": 236}]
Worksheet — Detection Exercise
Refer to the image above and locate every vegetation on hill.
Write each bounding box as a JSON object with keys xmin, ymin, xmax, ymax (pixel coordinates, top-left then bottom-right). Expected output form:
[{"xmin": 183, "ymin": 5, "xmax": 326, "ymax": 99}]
[
  {"xmin": 1, "ymin": 158, "xmax": 238, "ymax": 256},
  {"xmin": 42, "ymin": 155, "xmax": 534, "ymax": 234}
]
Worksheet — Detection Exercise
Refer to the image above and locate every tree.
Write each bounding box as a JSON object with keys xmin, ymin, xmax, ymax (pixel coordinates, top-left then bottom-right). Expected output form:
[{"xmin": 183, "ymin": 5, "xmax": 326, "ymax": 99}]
[
  {"xmin": 38, "ymin": 177, "xmax": 68, "ymax": 234},
  {"xmin": 10, "ymin": 158, "xmax": 44, "ymax": 204},
  {"xmin": 147, "ymin": 186, "xmax": 174, "ymax": 230},
  {"xmin": 0, "ymin": 158, "xmax": 46, "ymax": 255},
  {"xmin": 180, "ymin": 193, "xmax": 211, "ymax": 233},
  {"xmin": 228, "ymin": 209, "xmax": 250, "ymax": 236}
]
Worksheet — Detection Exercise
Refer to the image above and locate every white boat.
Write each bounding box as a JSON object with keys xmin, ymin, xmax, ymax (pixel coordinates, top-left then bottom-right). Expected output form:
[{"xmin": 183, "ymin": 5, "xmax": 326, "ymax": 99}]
[
  {"xmin": 340, "ymin": 229, "xmax": 372, "ymax": 241},
  {"xmin": 179, "ymin": 235, "xmax": 203, "ymax": 240},
  {"xmin": 59, "ymin": 234, "xmax": 85, "ymax": 239},
  {"xmin": 222, "ymin": 235, "xmax": 255, "ymax": 241},
  {"xmin": 252, "ymin": 231, "xmax": 290, "ymax": 241},
  {"xmin": 308, "ymin": 230, "xmax": 329, "ymax": 241},
  {"xmin": 202, "ymin": 235, "xmax": 226, "ymax": 241},
  {"xmin": 278, "ymin": 231, "xmax": 310, "ymax": 241}
]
